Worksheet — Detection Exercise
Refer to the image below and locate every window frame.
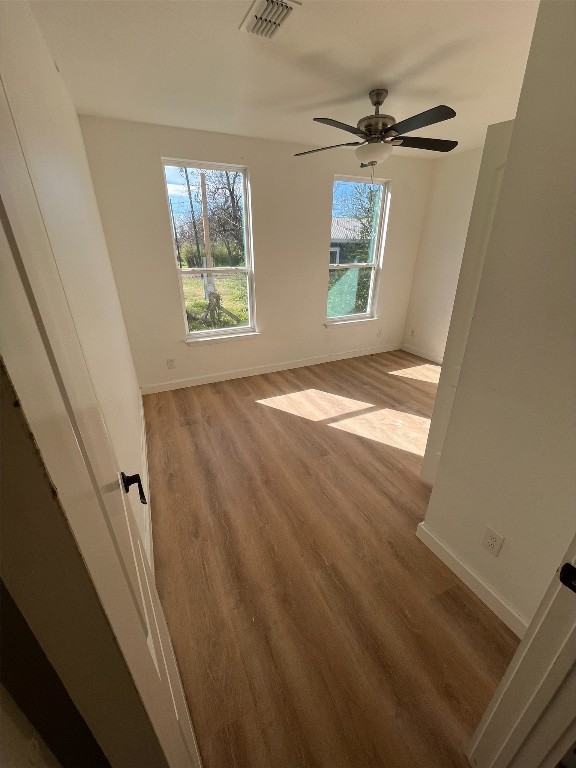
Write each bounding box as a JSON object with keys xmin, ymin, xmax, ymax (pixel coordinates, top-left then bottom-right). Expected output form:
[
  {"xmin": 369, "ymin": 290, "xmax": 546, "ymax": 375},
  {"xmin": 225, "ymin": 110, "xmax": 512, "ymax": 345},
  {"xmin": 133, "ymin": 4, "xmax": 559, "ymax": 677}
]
[
  {"xmin": 326, "ymin": 174, "xmax": 391, "ymax": 324},
  {"xmin": 329, "ymin": 246, "xmax": 341, "ymax": 265},
  {"xmin": 162, "ymin": 158, "xmax": 257, "ymax": 342}
]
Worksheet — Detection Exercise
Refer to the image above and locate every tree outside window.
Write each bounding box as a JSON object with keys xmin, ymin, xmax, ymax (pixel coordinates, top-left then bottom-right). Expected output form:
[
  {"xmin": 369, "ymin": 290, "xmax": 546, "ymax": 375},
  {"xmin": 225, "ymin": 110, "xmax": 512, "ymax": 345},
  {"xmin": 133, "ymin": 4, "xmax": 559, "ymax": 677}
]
[
  {"xmin": 164, "ymin": 163, "xmax": 256, "ymax": 338},
  {"xmin": 327, "ymin": 177, "xmax": 390, "ymax": 320}
]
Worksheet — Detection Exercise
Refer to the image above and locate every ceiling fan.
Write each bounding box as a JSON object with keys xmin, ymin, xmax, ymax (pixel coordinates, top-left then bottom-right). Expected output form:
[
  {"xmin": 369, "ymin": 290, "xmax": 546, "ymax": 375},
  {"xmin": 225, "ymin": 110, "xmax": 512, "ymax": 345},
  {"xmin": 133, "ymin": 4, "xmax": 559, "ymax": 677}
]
[{"xmin": 294, "ymin": 88, "xmax": 458, "ymax": 167}]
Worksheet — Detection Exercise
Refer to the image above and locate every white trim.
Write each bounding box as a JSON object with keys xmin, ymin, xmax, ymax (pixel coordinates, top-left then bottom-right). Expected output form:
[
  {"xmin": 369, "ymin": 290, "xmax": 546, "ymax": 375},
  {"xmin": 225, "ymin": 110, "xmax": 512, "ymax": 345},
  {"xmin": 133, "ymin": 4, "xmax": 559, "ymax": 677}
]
[
  {"xmin": 178, "ymin": 267, "xmax": 250, "ymax": 275},
  {"xmin": 162, "ymin": 159, "xmax": 257, "ymax": 340},
  {"xmin": 140, "ymin": 342, "xmax": 400, "ymax": 395},
  {"xmin": 471, "ymin": 628, "xmax": 576, "ymax": 768},
  {"xmin": 324, "ymin": 317, "xmax": 379, "ymax": 327},
  {"xmin": 401, "ymin": 343, "xmax": 444, "ymax": 364},
  {"xmin": 327, "ymin": 177, "xmax": 390, "ymax": 322},
  {"xmin": 466, "ymin": 534, "xmax": 576, "ymax": 768},
  {"xmin": 539, "ymin": 715, "xmax": 576, "ymax": 768},
  {"xmin": 370, "ymin": 181, "xmax": 391, "ymax": 320},
  {"xmin": 328, "ymin": 262, "xmax": 375, "ymax": 271},
  {"xmin": 416, "ymin": 522, "xmax": 528, "ymax": 638},
  {"xmin": 336, "ymin": 172, "xmax": 391, "ymax": 185},
  {"xmin": 163, "ymin": 157, "xmax": 246, "ymax": 174},
  {"xmin": 185, "ymin": 330, "xmax": 261, "ymax": 345},
  {"xmin": 325, "ymin": 311, "xmax": 373, "ymax": 324},
  {"xmin": 139, "ymin": 393, "xmax": 153, "ymax": 571}
]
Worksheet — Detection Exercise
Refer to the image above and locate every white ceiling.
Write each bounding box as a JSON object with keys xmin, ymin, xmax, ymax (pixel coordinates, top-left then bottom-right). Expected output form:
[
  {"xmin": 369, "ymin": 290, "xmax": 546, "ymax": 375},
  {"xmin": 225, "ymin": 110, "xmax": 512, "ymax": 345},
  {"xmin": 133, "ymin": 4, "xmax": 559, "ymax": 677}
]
[{"xmin": 31, "ymin": 0, "xmax": 539, "ymax": 154}]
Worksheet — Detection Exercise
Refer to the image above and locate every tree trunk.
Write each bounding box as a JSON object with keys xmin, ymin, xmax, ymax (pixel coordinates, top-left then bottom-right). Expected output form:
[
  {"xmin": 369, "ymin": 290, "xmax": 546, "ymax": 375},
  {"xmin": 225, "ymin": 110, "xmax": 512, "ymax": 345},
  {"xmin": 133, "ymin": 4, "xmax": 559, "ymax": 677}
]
[
  {"xmin": 224, "ymin": 171, "xmax": 244, "ymax": 253},
  {"xmin": 223, "ymin": 236, "xmax": 234, "ymax": 266},
  {"xmin": 184, "ymin": 167, "xmax": 203, "ymax": 266}
]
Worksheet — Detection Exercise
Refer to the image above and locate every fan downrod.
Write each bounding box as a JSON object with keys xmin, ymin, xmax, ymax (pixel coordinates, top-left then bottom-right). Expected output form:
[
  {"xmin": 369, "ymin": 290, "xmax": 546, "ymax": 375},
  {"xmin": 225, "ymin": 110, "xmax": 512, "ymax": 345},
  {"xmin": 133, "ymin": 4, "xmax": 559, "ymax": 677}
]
[
  {"xmin": 358, "ymin": 89, "xmax": 395, "ymax": 138},
  {"xmin": 369, "ymin": 88, "xmax": 388, "ymax": 113}
]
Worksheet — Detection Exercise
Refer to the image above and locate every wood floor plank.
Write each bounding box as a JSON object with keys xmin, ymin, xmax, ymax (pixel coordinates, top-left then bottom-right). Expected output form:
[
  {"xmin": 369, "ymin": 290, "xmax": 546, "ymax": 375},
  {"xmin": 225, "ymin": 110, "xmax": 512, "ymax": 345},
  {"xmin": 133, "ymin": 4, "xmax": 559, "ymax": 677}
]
[{"xmin": 145, "ymin": 351, "xmax": 519, "ymax": 768}]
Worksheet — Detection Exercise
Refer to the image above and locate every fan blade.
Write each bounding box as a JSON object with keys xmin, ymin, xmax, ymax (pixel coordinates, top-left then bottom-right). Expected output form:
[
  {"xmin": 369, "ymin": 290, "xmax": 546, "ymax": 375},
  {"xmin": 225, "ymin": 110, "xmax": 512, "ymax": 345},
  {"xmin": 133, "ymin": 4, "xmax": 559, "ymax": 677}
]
[
  {"xmin": 389, "ymin": 105, "xmax": 456, "ymax": 136},
  {"xmin": 397, "ymin": 136, "xmax": 458, "ymax": 152},
  {"xmin": 313, "ymin": 117, "xmax": 368, "ymax": 138},
  {"xmin": 294, "ymin": 142, "xmax": 363, "ymax": 157}
]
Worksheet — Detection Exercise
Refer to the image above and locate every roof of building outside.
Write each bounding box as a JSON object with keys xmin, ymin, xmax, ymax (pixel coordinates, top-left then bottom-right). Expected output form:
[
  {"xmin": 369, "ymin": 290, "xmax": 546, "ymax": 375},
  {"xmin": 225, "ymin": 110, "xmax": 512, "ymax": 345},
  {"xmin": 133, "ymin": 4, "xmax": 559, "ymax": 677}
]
[{"xmin": 331, "ymin": 217, "xmax": 363, "ymax": 242}]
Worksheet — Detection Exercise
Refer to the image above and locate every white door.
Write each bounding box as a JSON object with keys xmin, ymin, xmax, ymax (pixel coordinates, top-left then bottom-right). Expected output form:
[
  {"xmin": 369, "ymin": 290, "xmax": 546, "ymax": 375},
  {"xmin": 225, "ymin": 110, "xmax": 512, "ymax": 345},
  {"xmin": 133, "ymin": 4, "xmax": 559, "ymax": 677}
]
[
  {"xmin": 468, "ymin": 535, "xmax": 576, "ymax": 768},
  {"xmin": 0, "ymin": 82, "xmax": 201, "ymax": 768}
]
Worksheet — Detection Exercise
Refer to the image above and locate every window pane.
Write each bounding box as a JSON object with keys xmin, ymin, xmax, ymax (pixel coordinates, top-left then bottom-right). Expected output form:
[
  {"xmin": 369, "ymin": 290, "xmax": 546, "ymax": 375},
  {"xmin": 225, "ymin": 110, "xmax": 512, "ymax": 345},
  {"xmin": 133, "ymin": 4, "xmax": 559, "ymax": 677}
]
[
  {"xmin": 164, "ymin": 165, "xmax": 247, "ymax": 268},
  {"xmin": 330, "ymin": 180, "xmax": 383, "ymax": 264},
  {"xmin": 327, "ymin": 267, "xmax": 373, "ymax": 317},
  {"xmin": 181, "ymin": 273, "xmax": 250, "ymax": 332}
]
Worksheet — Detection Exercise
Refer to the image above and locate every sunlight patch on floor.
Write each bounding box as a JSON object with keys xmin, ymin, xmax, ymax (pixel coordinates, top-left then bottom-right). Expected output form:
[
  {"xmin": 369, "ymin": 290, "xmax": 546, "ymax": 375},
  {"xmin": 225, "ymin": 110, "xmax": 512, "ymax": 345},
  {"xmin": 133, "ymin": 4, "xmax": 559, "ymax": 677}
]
[
  {"xmin": 329, "ymin": 408, "xmax": 430, "ymax": 455},
  {"xmin": 389, "ymin": 364, "xmax": 441, "ymax": 384},
  {"xmin": 256, "ymin": 389, "xmax": 373, "ymax": 421}
]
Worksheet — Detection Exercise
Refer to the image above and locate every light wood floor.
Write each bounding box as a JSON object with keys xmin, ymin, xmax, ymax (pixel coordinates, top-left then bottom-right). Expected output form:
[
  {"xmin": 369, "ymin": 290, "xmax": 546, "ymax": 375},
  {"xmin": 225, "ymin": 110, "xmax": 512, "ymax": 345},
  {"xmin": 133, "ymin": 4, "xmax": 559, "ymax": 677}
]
[{"xmin": 145, "ymin": 351, "xmax": 518, "ymax": 768}]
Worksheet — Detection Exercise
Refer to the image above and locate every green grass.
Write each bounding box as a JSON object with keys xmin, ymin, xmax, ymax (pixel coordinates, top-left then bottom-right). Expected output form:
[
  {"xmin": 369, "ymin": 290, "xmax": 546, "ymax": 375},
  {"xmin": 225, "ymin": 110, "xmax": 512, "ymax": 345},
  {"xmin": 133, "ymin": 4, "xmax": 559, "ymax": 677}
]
[{"xmin": 182, "ymin": 274, "xmax": 249, "ymax": 332}]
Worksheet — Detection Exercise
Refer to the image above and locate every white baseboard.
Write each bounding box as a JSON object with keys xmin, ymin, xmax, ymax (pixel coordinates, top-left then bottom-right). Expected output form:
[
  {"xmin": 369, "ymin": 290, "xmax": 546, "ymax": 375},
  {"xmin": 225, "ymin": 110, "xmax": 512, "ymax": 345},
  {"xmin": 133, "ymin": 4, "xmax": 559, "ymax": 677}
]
[
  {"xmin": 140, "ymin": 343, "xmax": 399, "ymax": 395},
  {"xmin": 416, "ymin": 522, "xmax": 528, "ymax": 638},
  {"xmin": 401, "ymin": 343, "xmax": 444, "ymax": 364}
]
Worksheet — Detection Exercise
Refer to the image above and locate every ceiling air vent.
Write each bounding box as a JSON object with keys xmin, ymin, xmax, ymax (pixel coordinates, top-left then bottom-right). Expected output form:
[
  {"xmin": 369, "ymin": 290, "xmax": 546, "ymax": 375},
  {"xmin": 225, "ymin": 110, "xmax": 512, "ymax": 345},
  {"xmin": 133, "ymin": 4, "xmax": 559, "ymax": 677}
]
[{"xmin": 240, "ymin": 0, "xmax": 301, "ymax": 39}]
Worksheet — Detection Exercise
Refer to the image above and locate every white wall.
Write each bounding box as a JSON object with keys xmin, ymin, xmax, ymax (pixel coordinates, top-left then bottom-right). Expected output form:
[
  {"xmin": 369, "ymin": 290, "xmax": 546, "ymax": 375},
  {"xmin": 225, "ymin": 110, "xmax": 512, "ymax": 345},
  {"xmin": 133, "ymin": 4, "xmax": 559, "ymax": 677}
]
[
  {"xmin": 421, "ymin": 121, "xmax": 514, "ymax": 486},
  {"xmin": 0, "ymin": 3, "xmax": 149, "ymax": 546},
  {"xmin": 80, "ymin": 116, "xmax": 434, "ymax": 393},
  {"xmin": 417, "ymin": 0, "xmax": 576, "ymax": 634},
  {"xmin": 402, "ymin": 148, "xmax": 483, "ymax": 363}
]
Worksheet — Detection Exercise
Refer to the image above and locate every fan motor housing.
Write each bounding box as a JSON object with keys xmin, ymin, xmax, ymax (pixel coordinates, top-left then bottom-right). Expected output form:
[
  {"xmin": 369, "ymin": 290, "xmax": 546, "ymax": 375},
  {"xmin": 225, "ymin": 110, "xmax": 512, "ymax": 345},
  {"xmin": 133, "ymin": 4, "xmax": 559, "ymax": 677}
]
[{"xmin": 357, "ymin": 114, "xmax": 397, "ymax": 137}]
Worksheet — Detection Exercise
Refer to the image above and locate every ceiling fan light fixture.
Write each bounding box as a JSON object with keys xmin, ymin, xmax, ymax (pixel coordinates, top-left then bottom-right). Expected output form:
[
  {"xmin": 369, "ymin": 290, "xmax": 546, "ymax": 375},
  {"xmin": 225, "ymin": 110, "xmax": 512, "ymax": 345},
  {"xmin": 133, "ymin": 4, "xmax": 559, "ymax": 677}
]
[
  {"xmin": 355, "ymin": 142, "xmax": 393, "ymax": 166},
  {"xmin": 296, "ymin": 93, "xmax": 457, "ymax": 163}
]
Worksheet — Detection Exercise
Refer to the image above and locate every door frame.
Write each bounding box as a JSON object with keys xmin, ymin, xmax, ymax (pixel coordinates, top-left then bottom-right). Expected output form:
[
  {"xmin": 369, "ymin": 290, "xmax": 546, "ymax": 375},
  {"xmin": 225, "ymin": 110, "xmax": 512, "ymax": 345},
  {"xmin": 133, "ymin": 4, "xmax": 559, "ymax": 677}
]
[{"xmin": 468, "ymin": 535, "xmax": 576, "ymax": 768}]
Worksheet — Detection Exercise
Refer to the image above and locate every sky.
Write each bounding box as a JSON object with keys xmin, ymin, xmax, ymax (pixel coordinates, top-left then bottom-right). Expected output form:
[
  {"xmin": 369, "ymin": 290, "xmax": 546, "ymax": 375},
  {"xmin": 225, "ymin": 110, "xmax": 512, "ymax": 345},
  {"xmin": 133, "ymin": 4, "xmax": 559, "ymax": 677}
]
[{"xmin": 164, "ymin": 165, "xmax": 198, "ymax": 224}]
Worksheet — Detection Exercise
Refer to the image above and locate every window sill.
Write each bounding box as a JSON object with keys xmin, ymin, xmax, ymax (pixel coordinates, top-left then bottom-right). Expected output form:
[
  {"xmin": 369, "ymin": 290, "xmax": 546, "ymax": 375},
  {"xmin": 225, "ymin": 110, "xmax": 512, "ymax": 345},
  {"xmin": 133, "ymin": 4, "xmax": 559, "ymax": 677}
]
[
  {"xmin": 324, "ymin": 315, "xmax": 376, "ymax": 326},
  {"xmin": 184, "ymin": 330, "xmax": 260, "ymax": 346}
]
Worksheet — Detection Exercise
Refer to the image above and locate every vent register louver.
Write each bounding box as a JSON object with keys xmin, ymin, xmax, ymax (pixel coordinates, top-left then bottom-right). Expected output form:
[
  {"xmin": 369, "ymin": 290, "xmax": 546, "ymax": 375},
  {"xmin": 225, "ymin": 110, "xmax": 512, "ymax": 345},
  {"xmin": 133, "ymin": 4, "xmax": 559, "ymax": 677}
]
[{"xmin": 240, "ymin": 0, "xmax": 301, "ymax": 38}]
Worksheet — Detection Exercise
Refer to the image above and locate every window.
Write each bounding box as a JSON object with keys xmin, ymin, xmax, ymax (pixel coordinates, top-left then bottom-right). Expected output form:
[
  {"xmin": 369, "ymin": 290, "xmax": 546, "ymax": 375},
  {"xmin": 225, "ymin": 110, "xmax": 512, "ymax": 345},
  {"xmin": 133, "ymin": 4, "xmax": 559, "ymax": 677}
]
[
  {"xmin": 163, "ymin": 161, "xmax": 255, "ymax": 339},
  {"xmin": 327, "ymin": 176, "xmax": 390, "ymax": 321},
  {"xmin": 329, "ymin": 246, "xmax": 341, "ymax": 265}
]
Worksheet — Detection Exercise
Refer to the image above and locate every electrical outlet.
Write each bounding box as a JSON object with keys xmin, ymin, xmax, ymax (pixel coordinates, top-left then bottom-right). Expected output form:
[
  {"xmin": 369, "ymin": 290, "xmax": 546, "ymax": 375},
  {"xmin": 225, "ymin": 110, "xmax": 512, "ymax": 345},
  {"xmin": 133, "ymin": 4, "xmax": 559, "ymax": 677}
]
[
  {"xmin": 166, "ymin": 358, "xmax": 176, "ymax": 370},
  {"xmin": 377, "ymin": 328, "xmax": 383, "ymax": 338},
  {"xmin": 410, "ymin": 328, "xmax": 415, "ymax": 337},
  {"xmin": 482, "ymin": 526, "xmax": 504, "ymax": 557}
]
